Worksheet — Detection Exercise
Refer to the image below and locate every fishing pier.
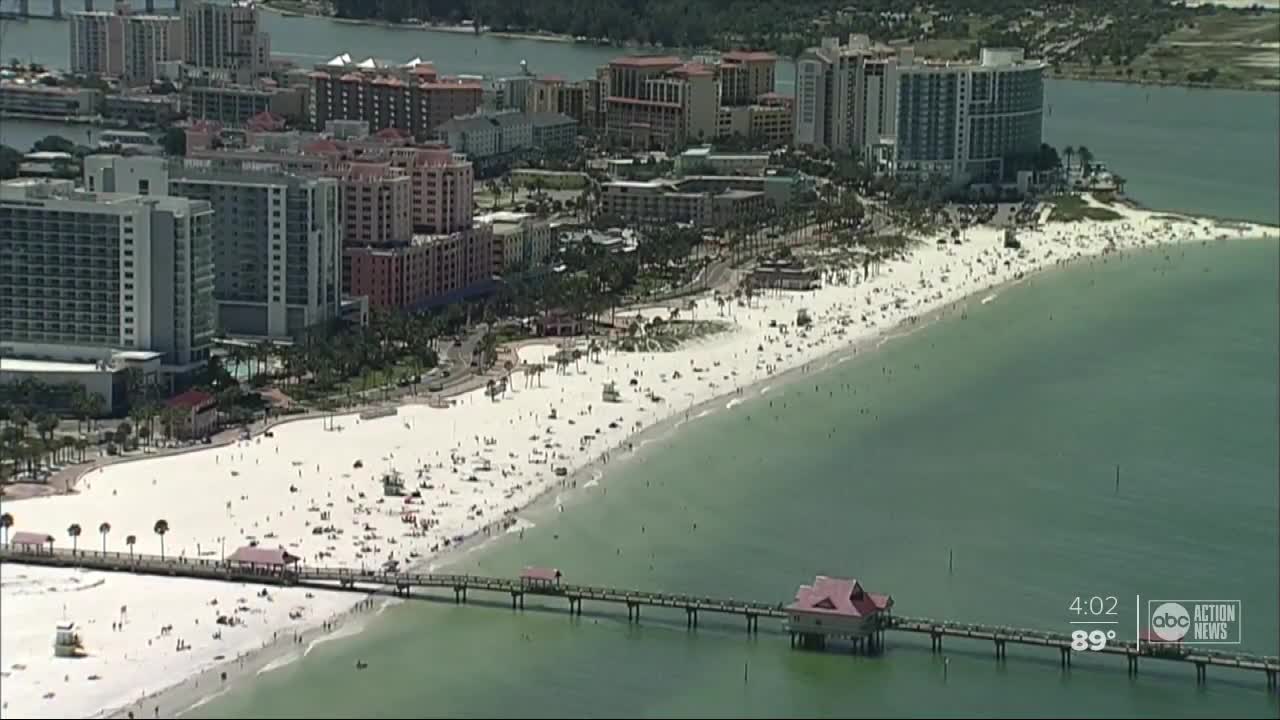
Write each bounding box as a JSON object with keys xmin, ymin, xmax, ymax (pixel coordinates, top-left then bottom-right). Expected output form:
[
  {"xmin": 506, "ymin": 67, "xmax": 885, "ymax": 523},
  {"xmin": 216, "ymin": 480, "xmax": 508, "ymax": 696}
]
[{"xmin": 1, "ymin": 545, "xmax": 1276, "ymax": 691}]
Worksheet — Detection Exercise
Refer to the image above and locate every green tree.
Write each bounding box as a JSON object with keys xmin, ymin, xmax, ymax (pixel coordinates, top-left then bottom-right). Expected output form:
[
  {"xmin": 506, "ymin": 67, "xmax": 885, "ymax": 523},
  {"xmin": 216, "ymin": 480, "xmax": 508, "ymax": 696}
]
[
  {"xmin": 33, "ymin": 135, "xmax": 76, "ymax": 154},
  {"xmin": 99, "ymin": 521, "xmax": 111, "ymax": 554},
  {"xmin": 0, "ymin": 145, "xmax": 20, "ymax": 180},
  {"xmin": 162, "ymin": 127, "xmax": 186, "ymax": 156},
  {"xmin": 115, "ymin": 422, "xmax": 133, "ymax": 449},
  {"xmin": 68, "ymin": 523, "xmax": 82, "ymax": 554}
]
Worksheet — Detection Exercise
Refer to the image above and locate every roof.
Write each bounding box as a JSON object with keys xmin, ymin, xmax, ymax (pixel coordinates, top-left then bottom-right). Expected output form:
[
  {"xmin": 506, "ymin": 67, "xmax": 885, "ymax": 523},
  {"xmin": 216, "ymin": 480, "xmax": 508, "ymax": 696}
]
[
  {"xmin": 723, "ymin": 50, "xmax": 778, "ymax": 63},
  {"xmin": 528, "ymin": 111, "xmax": 576, "ymax": 128},
  {"xmin": 344, "ymin": 161, "xmax": 404, "ymax": 180},
  {"xmin": 246, "ymin": 111, "xmax": 286, "ymax": 131},
  {"xmin": 373, "ymin": 127, "xmax": 409, "ymax": 141},
  {"xmin": 787, "ymin": 576, "xmax": 892, "ymax": 617},
  {"xmin": 674, "ymin": 62, "xmax": 715, "ymax": 77},
  {"xmin": 9, "ymin": 531, "xmax": 54, "ymax": 546},
  {"xmin": 301, "ymin": 138, "xmax": 342, "ymax": 154},
  {"xmin": 166, "ymin": 389, "xmax": 215, "ymax": 410},
  {"xmin": 0, "ymin": 357, "xmax": 108, "ymax": 374},
  {"xmin": 227, "ymin": 546, "xmax": 300, "ymax": 566},
  {"xmin": 610, "ymin": 56, "xmax": 682, "ymax": 68},
  {"xmin": 521, "ymin": 566, "xmax": 561, "ymax": 581}
]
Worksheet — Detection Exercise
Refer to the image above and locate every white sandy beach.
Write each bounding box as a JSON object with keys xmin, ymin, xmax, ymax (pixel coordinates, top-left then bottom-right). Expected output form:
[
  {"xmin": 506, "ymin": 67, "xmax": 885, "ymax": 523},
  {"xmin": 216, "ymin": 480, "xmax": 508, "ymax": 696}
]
[{"xmin": 1, "ymin": 200, "xmax": 1275, "ymax": 719}]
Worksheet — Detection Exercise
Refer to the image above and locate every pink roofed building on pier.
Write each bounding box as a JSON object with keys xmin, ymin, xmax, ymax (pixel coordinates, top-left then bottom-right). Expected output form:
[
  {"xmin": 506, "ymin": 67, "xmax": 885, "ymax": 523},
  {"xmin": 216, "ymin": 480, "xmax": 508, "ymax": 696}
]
[{"xmin": 786, "ymin": 576, "xmax": 893, "ymax": 646}]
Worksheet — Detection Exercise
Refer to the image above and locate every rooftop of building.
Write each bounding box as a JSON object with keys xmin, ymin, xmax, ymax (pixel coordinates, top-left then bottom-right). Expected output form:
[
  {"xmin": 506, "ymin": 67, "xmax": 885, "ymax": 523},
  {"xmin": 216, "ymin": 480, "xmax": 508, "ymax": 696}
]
[
  {"xmin": 722, "ymin": 50, "xmax": 778, "ymax": 63},
  {"xmin": 1, "ymin": 176, "xmax": 208, "ymax": 213},
  {"xmin": 475, "ymin": 210, "xmax": 535, "ymax": 224},
  {"xmin": 680, "ymin": 147, "xmax": 770, "ymax": 161},
  {"xmin": 528, "ymin": 111, "xmax": 577, "ymax": 127},
  {"xmin": 0, "ymin": 357, "xmax": 109, "ymax": 375},
  {"xmin": 673, "ymin": 62, "xmax": 716, "ymax": 77},
  {"xmin": 0, "ymin": 79, "xmax": 96, "ymax": 95},
  {"xmin": 787, "ymin": 576, "xmax": 892, "ymax": 618},
  {"xmin": 610, "ymin": 55, "xmax": 683, "ymax": 68}
]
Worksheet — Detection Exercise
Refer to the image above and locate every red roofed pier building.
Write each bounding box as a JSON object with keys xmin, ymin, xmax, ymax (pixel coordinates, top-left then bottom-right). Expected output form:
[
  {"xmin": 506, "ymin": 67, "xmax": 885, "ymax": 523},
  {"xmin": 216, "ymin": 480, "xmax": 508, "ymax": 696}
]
[{"xmin": 786, "ymin": 575, "xmax": 893, "ymax": 652}]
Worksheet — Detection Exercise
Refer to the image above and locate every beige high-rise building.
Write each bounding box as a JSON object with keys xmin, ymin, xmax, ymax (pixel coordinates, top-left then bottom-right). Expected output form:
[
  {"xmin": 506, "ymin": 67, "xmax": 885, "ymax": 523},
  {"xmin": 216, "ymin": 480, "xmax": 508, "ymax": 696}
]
[
  {"xmin": 793, "ymin": 35, "xmax": 901, "ymax": 155},
  {"xmin": 603, "ymin": 57, "xmax": 721, "ymax": 149},
  {"xmin": 69, "ymin": 6, "xmax": 183, "ymax": 86}
]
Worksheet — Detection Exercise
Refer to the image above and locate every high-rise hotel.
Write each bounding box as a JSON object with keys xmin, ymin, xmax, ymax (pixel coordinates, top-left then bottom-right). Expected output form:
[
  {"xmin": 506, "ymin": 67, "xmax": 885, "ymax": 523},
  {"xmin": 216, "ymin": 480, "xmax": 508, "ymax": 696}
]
[
  {"xmin": 794, "ymin": 36, "xmax": 1045, "ymax": 182},
  {"xmin": 0, "ymin": 177, "xmax": 215, "ymax": 371}
]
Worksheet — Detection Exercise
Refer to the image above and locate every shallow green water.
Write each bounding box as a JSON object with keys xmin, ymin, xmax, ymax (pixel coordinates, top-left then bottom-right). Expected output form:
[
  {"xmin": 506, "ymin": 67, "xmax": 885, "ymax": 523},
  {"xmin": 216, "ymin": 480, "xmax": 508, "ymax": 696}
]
[{"xmin": 192, "ymin": 239, "xmax": 1279, "ymax": 718}]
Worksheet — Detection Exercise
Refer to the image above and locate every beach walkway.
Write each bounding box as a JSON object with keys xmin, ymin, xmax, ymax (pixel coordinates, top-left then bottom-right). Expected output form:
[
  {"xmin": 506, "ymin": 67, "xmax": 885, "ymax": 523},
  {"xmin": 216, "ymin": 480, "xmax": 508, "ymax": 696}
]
[{"xmin": 2, "ymin": 546, "xmax": 1276, "ymax": 690}]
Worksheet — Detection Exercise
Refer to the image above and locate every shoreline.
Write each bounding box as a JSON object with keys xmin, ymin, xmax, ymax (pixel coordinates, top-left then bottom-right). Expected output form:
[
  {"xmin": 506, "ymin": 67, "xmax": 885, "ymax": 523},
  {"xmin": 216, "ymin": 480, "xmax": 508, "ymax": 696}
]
[
  {"xmin": 3, "ymin": 202, "xmax": 1276, "ymax": 719},
  {"xmin": 146, "ymin": 223, "xmax": 1275, "ymax": 720}
]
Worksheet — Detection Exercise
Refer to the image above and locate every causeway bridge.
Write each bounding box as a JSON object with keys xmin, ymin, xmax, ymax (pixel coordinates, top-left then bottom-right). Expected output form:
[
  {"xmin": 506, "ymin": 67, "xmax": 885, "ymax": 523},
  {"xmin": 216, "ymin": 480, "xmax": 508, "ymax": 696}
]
[
  {"xmin": 2, "ymin": 546, "xmax": 1276, "ymax": 690},
  {"xmin": 1, "ymin": 0, "xmax": 182, "ymax": 21}
]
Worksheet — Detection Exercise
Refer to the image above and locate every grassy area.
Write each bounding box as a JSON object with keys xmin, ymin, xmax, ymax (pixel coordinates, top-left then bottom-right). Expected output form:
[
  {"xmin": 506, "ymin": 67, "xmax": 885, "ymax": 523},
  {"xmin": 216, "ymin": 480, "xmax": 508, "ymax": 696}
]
[
  {"xmin": 613, "ymin": 320, "xmax": 730, "ymax": 352},
  {"xmin": 1059, "ymin": 12, "xmax": 1280, "ymax": 89},
  {"xmin": 510, "ymin": 170, "xmax": 589, "ymax": 190},
  {"xmin": 260, "ymin": 0, "xmax": 314, "ymax": 14},
  {"xmin": 1046, "ymin": 195, "xmax": 1123, "ymax": 222}
]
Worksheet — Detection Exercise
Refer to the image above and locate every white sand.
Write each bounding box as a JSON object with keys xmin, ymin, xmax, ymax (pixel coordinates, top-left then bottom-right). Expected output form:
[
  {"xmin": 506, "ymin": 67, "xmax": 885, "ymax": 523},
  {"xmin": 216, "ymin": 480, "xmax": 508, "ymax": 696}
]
[{"xmin": 1, "ymin": 201, "xmax": 1275, "ymax": 718}]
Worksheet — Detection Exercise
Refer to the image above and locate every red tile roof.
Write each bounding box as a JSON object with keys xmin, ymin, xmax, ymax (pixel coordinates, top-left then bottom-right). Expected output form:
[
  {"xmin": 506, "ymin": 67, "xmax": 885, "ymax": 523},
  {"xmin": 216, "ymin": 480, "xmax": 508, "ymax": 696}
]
[
  {"xmin": 227, "ymin": 546, "xmax": 300, "ymax": 566},
  {"xmin": 302, "ymin": 138, "xmax": 342, "ymax": 155},
  {"xmin": 9, "ymin": 531, "xmax": 53, "ymax": 547},
  {"xmin": 521, "ymin": 566, "xmax": 561, "ymax": 582},
  {"xmin": 166, "ymin": 389, "xmax": 215, "ymax": 410},
  {"xmin": 723, "ymin": 50, "xmax": 777, "ymax": 62},
  {"xmin": 611, "ymin": 55, "xmax": 682, "ymax": 68},
  {"xmin": 674, "ymin": 62, "xmax": 715, "ymax": 77},
  {"xmin": 787, "ymin": 576, "xmax": 892, "ymax": 618},
  {"xmin": 373, "ymin": 127, "xmax": 409, "ymax": 141},
  {"xmin": 246, "ymin": 111, "xmax": 286, "ymax": 132}
]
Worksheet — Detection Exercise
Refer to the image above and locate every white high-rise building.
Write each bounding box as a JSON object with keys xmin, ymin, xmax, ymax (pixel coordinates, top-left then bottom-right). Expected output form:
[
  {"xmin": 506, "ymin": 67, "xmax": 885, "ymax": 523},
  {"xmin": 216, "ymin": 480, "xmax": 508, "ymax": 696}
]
[
  {"xmin": 892, "ymin": 48, "xmax": 1045, "ymax": 181},
  {"xmin": 69, "ymin": 7, "xmax": 183, "ymax": 86},
  {"xmin": 86, "ymin": 156, "xmax": 343, "ymax": 340},
  {"xmin": 0, "ymin": 177, "xmax": 215, "ymax": 370},
  {"xmin": 794, "ymin": 38, "xmax": 1045, "ymax": 182}
]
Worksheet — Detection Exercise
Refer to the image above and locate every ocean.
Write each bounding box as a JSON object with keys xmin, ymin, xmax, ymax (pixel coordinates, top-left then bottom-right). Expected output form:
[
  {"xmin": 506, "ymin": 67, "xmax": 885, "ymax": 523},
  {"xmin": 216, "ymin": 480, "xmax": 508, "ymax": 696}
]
[
  {"xmin": 187, "ymin": 235, "xmax": 1279, "ymax": 718},
  {"xmin": 1, "ymin": 8, "xmax": 1276, "ymax": 716}
]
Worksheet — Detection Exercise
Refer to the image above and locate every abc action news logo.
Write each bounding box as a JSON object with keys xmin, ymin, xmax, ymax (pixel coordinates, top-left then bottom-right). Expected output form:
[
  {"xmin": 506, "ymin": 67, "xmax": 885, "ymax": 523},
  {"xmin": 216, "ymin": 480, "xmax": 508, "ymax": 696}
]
[{"xmin": 1147, "ymin": 600, "xmax": 1242, "ymax": 644}]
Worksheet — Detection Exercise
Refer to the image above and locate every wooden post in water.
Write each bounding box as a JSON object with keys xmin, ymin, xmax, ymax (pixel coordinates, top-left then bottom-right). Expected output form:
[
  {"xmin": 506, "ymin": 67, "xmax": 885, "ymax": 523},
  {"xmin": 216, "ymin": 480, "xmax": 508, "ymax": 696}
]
[
  {"xmin": 949, "ymin": 549, "xmax": 953, "ymax": 574},
  {"xmin": 1115, "ymin": 464, "xmax": 1120, "ymax": 494}
]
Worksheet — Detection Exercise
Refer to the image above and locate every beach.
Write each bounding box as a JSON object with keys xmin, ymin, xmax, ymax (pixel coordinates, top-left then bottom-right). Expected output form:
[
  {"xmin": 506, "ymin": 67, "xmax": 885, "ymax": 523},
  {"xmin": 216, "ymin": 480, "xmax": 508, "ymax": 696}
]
[{"xmin": 1, "ymin": 199, "xmax": 1275, "ymax": 719}]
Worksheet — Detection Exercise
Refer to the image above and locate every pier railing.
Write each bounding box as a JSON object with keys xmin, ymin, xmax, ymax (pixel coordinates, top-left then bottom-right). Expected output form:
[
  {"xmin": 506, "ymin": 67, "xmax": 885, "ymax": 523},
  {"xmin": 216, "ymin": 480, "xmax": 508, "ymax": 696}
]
[{"xmin": 1, "ymin": 546, "xmax": 1275, "ymax": 687}]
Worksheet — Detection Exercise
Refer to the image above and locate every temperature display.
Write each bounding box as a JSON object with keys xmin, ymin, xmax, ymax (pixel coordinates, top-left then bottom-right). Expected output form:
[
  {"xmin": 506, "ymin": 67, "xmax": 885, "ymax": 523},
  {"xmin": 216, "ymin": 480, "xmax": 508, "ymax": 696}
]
[{"xmin": 1071, "ymin": 629, "xmax": 1117, "ymax": 651}]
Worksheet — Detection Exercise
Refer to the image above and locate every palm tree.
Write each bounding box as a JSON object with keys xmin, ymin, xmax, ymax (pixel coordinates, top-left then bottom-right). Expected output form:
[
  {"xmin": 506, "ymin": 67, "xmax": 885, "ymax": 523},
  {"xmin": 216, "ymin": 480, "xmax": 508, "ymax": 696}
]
[
  {"xmin": 99, "ymin": 522, "xmax": 111, "ymax": 554},
  {"xmin": 154, "ymin": 519, "xmax": 169, "ymax": 559},
  {"xmin": 87, "ymin": 393, "xmax": 105, "ymax": 432},
  {"xmin": 0, "ymin": 512, "xmax": 13, "ymax": 545},
  {"xmin": 126, "ymin": 534, "xmax": 137, "ymax": 559},
  {"xmin": 1062, "ymin": 145, "xmax": 1075, "ymax": 172},
  {"xmin": 68, "ymin": 523, "xmax": 82, "ymax": 554},
  {"xmin": 1077, "ymin": 146, "xmax": 1094, "ymax": 177}
]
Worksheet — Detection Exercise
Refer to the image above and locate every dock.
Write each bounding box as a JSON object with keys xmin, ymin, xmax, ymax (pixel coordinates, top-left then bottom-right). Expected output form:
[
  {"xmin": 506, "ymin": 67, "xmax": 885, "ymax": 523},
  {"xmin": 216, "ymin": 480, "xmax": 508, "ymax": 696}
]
[{"xmin": 1, "ymin": 546, "xmax": 1275, "ymax": 690}]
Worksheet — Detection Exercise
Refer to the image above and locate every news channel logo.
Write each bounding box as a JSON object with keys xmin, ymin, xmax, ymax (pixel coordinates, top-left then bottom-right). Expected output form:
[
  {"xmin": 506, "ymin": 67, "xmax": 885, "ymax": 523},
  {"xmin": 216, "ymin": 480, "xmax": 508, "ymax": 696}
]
[{"xmin": 1146, "ymin": 600, "xmax": 1242, "ymax": 644}]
